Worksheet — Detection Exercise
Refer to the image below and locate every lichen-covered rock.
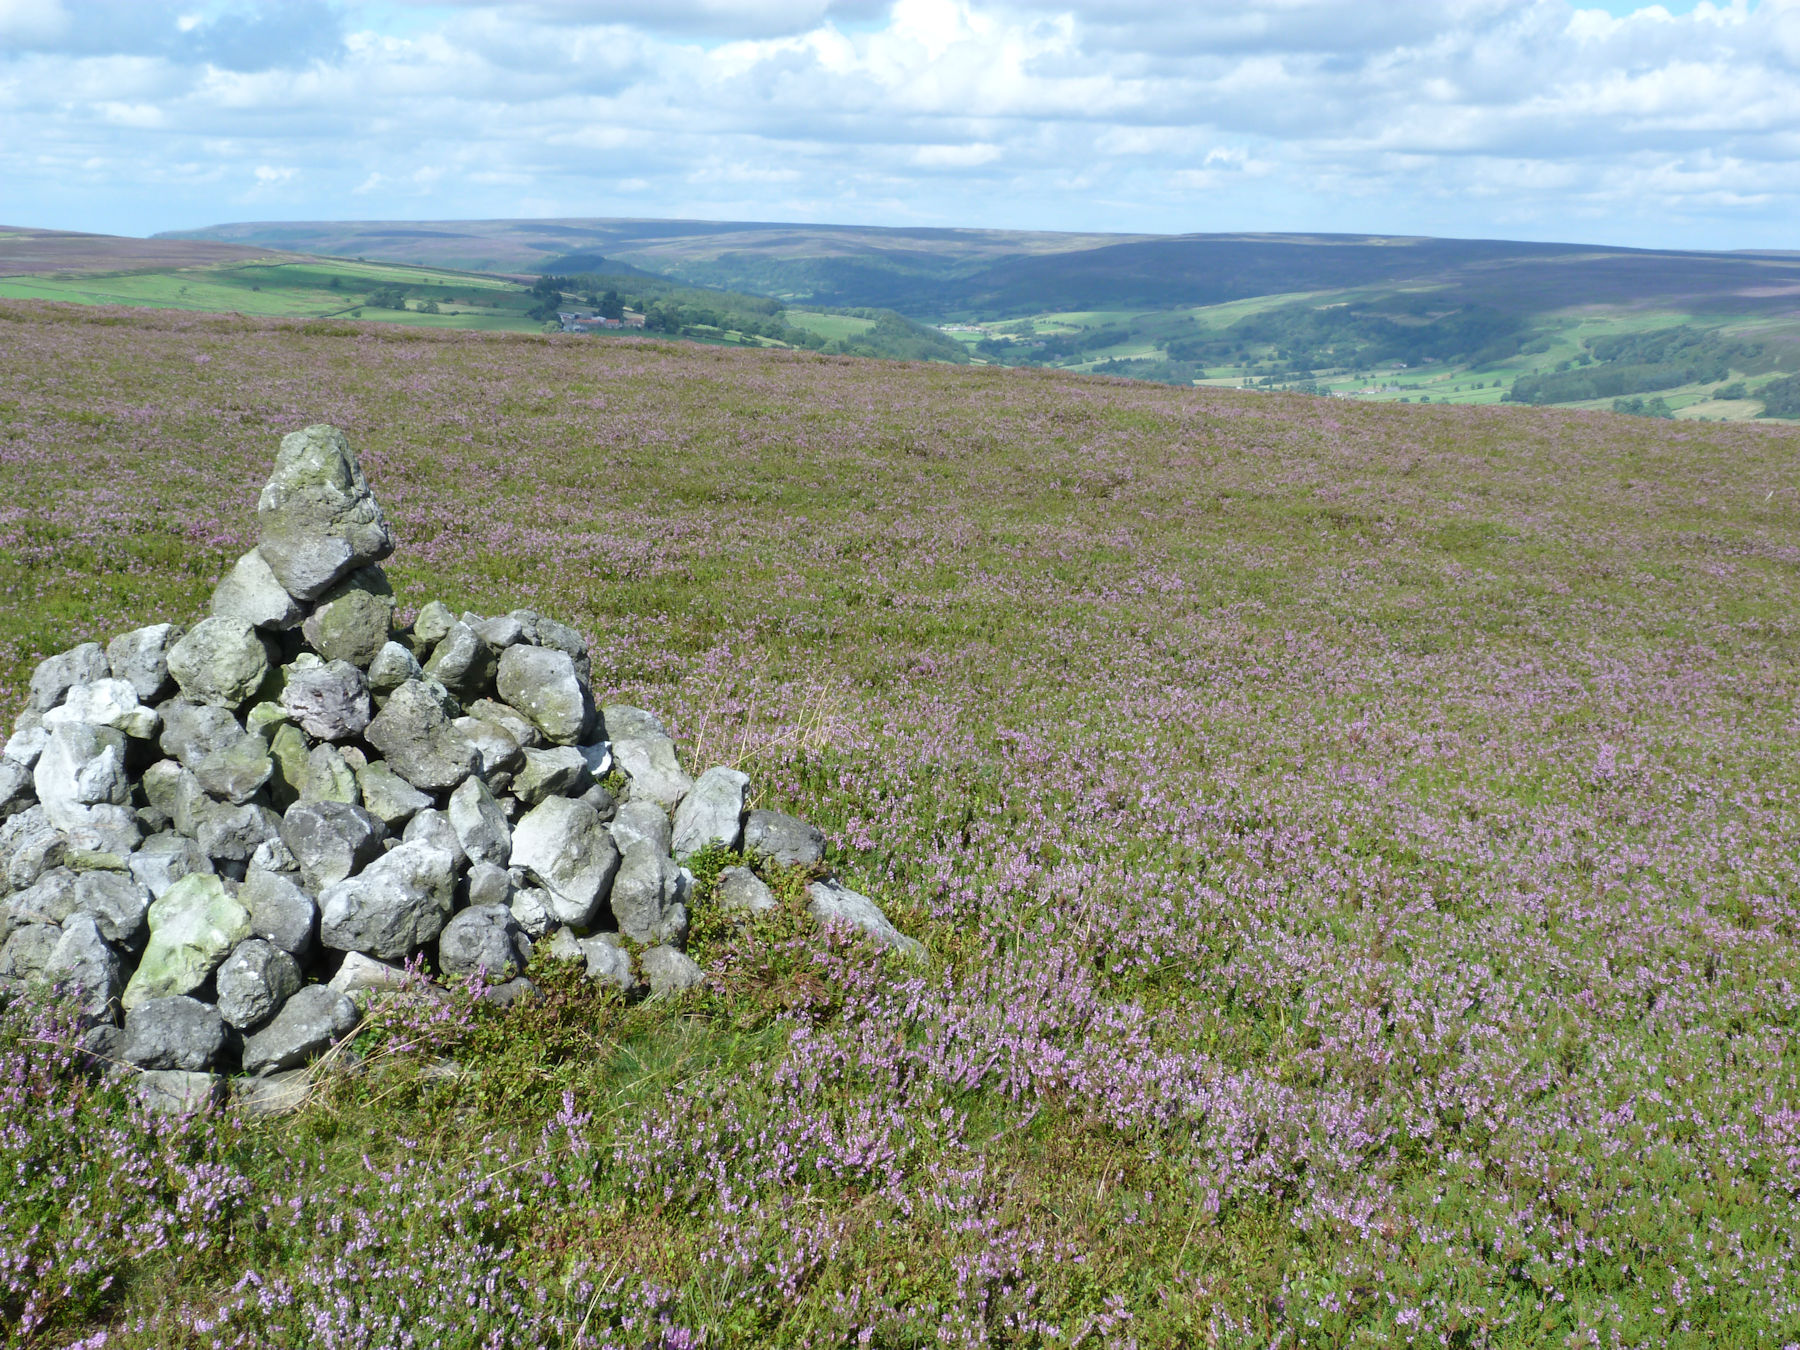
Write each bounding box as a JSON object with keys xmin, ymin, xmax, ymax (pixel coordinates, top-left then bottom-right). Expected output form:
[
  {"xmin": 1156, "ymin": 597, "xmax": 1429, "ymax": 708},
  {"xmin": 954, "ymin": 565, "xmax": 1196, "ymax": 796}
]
[
  {"xmin": 129, "ymin": 832, "xmax": 214, "ymax": 900},
  {"xmin": 422, "ymin": 621, "xmax": 498, "ymax": 700},
  {"xmin": 0, "ymin": 923, "xmax": 61, "ymax": 980},
  {"xmin": 364, "ymin": 680, "xmax": 477, "ymax": 792},
  {"xmin": 193, "ymin": 734, "xmax": 274, "ymax": 804},
  {"xmin": 29, "ymin": 643, "xmax": 111, "ymax": 712},
  {"xmin": 121, "ymin": 873, "xmax": 251, "ymax": 1011},
  {"xmin": 299, "ymin": 743, "xmax": 360, "ymax": 806},
  {"xmin": 137, "ymin": 1069, "xmax": 223, "ymax": 1116},
  {"xmin": 496, "ymin": 646, "xmax": 593, "ymax": 747},
  {"xmin": 463, "ymin": 860, "xmax": 513, "ymax": 908},
  {"xmin": 744, "ymin": 809, "xmax": 826, "ymax": 867},
  {"xmin": 317, "ymin": 837, "xmax": 459, "ymax": 959},
  {"xmin": 281, "ymin": 800, "xmax": 386, "ymax": 892},
  {"xmin": 411, "ymin": 600, "xmax": 457, "ymax": 651},
  {"xmin": 211, "ymin": 549, "xmax": 305, "ymax": 631},
  {"xmin": 608, "ymin": 840, "xmax": 689, "ymax": 947},
  {"xmin": 216, "ymin": 938, "xmax": 303, "ymax": 1030},
  {"xmin": 806, "ymin": 880, "xmax": 925, "ymax": 959},
  {"xmin": 281, "ymin": 659, "xmax": 372, "ymax": 742},
  {"xmin": 641, "ymin": 945, "xmax": 704, "ymax": 999},
  {"xmin": 301, "ymin": 568, "xmax": 395, "ymax": 668},
  {"xmin": 159, "ymin": 701, "xmax": 245, "ymax": 770},
  {"xmin": 437, "ymin": 904, "xmax": 528, "ymax": 981},
  {"xmin": 166, "ymin": 617, "xmax": 274, "ymax": 710},
  {"xmin": 508, "ymin": 796, "xmax": 617, "ymax": 927},
  {"xmin": 548, "ymin": 926, "xmax": 634, "ymax": 992},
  {"xmin": 121, "ymin": 995, "xmax": 225, "ymax": 1071},
  {"xmin": 671, "ymin": 766, "xmax": 749, "ymax": 860},
  {"xmin": 256, "ymin": 424, "xmax": 393, "ymax": 601},
  {"xmin": 106, "ymin": 625, "xmax": 182, "ymax": 703},
  {"xmin": 366, "ymin": 640, "xmax": 422, "ymax": 697},
  {"xmin": 448, "ymin": 777, "xmax": 510, "ymax": 867},
  {"xmin": 716, "ymin": 865, "xmax": 777, "ymax": 916},
  {"xmin": 603, "ymin": 706, "xmax": 693, "ymax": 810},
  {"xmin": 43, "ymin": 680, "xmax": 159, "ymax": 739},
  {"xmin": 43, "ymin": 913, "xmax": 122, "ymax": 1018},
  {"xmin": 355, "ymin": 760, "xmax": 433, "ymax": 828},
  {"xmin": 513, "ymin": 745, "xmax": 588, "ymax": 807},
  {"xmin": 241, "ymin": 984, "xmax": 360, "ymax": 1075},
  {"xmin": 241, "ymin": 868, "xmax": 317, "ymax": 958}
]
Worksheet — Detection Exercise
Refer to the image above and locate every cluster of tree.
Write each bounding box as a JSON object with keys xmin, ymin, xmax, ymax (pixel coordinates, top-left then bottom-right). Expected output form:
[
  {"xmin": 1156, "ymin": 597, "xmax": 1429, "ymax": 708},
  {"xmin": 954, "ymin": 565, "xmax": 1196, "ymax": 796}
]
[
  {"xmin": 522, "ymin": 269, "xmax": 967, "ymax": 363},
  {"xmin": 366, "ymin": 286, "xmax": 409, "ymax": 310},
  {"xmin": 1170, "ymin": 298, "xmax": 1534, "ymax": 373},
  {"xmin": 1759, "ymin": 373, "xmax": 1800, "ymax": 419},
  {"xmin": 1612, "ymin": 396, "xmax": 1676, "ymax": 418},
  {"xmin": 1507, "ymin": 327, "xmax": 1762, "ymax": 406}
]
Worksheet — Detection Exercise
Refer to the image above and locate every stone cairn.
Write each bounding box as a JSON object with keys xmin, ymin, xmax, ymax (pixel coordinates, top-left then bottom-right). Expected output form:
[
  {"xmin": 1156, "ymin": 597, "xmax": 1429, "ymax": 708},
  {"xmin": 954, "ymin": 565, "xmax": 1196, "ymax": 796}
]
[{"xmin": 0, "ymin": 425, "xmax": 920, "ymax": 1116}]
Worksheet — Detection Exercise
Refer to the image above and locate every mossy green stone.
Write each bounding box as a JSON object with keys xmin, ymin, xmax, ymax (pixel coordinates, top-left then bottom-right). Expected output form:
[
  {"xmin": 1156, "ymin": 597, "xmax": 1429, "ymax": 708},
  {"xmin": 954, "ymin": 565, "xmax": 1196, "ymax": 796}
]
[
  {"xmin": 268, "ymin": 722, "xmax": 311, "ymax": 811},
  {"xmin": 121, "ymin": 873, "xmax": 251, "ymax": 1011}
]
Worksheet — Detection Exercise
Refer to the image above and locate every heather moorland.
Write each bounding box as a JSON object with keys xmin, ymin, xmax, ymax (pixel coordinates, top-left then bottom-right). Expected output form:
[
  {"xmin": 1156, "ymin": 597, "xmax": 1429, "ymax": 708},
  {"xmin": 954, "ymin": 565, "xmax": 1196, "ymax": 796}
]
[{"xmin": 2, "ymin": 299, "xmax": 1799, "ymax": 1347}]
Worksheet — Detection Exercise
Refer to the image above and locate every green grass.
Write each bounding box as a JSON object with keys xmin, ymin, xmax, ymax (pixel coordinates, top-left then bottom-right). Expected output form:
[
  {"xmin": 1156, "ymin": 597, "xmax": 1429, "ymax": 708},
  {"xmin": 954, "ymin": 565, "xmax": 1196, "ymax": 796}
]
[
  {"xmin": 0, "ymin": 258, "xmax": 545, "ymax": 331},
  {"xmin": 782, "ymin": 309, "xmax": 877, "ymax": 341}
]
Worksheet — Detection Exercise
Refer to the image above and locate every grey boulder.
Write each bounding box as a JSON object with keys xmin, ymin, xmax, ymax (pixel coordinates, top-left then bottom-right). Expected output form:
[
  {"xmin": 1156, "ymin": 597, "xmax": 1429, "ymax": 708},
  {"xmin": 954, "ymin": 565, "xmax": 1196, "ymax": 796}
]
[
  {"xmin": 806, "ymin": 880, "xmax": 925, "ymax": 959},
  {"xmin": 512, "ymin": 745, "xmax": 588, "ymax": 807},
  {"xmin": 364, "ymin": 680, "xmax": 477, "ymax": 791},
  {"xmin": 640, "ymin": 945, "xmax": 704, "ymax": 999},
  {"xmin": 716, "ymin": 866, "xmax": 777, "ymax": 916},
  {"xmin": 193, "ymin": 734, "xmax": 274, "ymax": 804},
  {"xmin": 255, "ymin": 424, "xmax": 393, "ymax": 601},
  {"xmin": 216, "ymin": 938, "xmax": 304, "ymax": 1030},
  {"xmin": 241, "ymin": 984, "xmax": 360, "ymax": 1075},
  {"xmin": 121, "ymin": 995, "xmax": 226, "ymax": 1071},
  {"xmin": 28, "ymin": 643, "xmax": 111, "ymax": 712},
  {"xmin": 608, "ymin": 840, "xmax": 689, "ymax": 947},
  {"xmin": 137, "ymin": 1070, "xmax": 223, "ymax": 1116},
  {"xmin": 0, "ymin": 758, "xmax": 34, "ymax": 821},
  {"xmin": 280, "ymin": 660, "xmax": 372, "ymax": 742},
  {"xmin": 242, "ymin": 868, "xmax": 318, "ymax": 957},
  {"xmin": 508, "ymin": 796, "xmax": 617, "ymax": 927},
  {"xmin": 166, "ymin": 617, "xmax": 274, "ymax": 709},
  {"xmin": 422, "ymin": 621, "xmax": 498, "ymax": 700},
  {"xmin": 448, "ymin": 777, "xmax": 510, "ymax": 867},
  {"xmin": 159, "ymin": 701, "xmax": 245, "ymax": 769},
  {"xmin": 43, "ymin": 913, "xmax": 122, "ymax": 1018},
  {"xmin": 609, "ymin": 799, "xmax": 671, "ymax": 856},
  {"xmin": 194, "ymin": 802, "xmax": 282, "ymax": 865},
  {"xmin": 355, "ymin": 760, "xmax": 433, "ymax": 827},
  {"xmin": 129, "ymin": 833, "xmax": 214, "ymax": 900},
  {"xmin": 106, "ymin": 624, "xmax": 182, "ymax": 703},
  {"xmin": 73, "ymin": 869, "xmax": 153, "ymax": 945},
  {"xmin": 496, "ymin": 646, "xmax": 593, "ymax": 747},
  {"xmin": 1, "ymin": 806, "xmax": 68, "ymax": 891},
  {"xmin": 42, "ymin": 679, "xmax": 158, "ymax": 739},
  {"xmin": 437, "ymin": 904, "xmax": 528, "ymax": 981},
  {"xmin": 670, "ymin": 766, "xmax": 749, "ymax": 860},
  {"xmin": 744, "ymin": 809, "xmax": 826, "ymax": 867},
  {"xmin": 281, "ymin": 800, "xmax": 387, "ymax": 892},
  {"xmin": 317, "ymin": 837, "xmax": 459, "ymax": 959},
  {"xmin": 603, "ymin": 706, "xmax": 692, "ymax": 810},
  {"xmin": 35, "ymin": 723, "xmax": 131, "ymax": 834},
  {"xmin": 211, "ymin": 549, "xmax": 305, "ymax": 631},
  {"xmin": 366, "ymin": 640, "xmax": 422, "ymax": 697}
]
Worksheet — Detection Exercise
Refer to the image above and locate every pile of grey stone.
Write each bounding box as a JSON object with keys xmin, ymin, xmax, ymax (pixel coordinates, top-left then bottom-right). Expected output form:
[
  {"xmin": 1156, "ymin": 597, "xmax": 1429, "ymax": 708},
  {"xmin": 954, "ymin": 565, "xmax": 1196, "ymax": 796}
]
[{"xmin": 0, "ymin": 425, "xmax": 920, "ymax": 1117}]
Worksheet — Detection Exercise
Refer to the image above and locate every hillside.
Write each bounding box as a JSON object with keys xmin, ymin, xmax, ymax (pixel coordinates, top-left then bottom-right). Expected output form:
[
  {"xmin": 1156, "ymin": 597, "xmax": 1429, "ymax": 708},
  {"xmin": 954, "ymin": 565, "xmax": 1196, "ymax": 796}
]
[
  {"xmin": 161, "ymin": 216, "xmax": 1800, "ymax": 418},
  {"xmin": 4, "ymin": 299, "xmax": 1800, "ymax": 1345}
]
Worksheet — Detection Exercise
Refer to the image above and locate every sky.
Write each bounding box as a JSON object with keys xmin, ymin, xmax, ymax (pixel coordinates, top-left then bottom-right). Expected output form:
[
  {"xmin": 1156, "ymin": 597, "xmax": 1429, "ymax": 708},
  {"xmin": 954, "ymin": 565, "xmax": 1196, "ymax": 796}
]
[{"xmin": 0, "ymin": 0, "xmax": 1795, "ymax": 250}]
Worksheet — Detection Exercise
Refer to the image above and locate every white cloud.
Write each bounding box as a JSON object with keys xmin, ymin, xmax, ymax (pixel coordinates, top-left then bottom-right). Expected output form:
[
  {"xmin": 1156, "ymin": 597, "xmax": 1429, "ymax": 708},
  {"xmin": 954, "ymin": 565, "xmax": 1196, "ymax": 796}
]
[{"xmin": 3, "ymin": 0, "xmax": 1800, "ymax": 248}]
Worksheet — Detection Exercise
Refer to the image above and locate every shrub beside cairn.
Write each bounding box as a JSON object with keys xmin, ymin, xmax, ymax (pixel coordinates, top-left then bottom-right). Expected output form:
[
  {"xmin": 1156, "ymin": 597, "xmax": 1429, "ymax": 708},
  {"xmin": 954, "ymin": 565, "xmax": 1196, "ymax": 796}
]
[{"xmin": 0, "ymin": 425, "xmax": 920, "ymax": 1115}]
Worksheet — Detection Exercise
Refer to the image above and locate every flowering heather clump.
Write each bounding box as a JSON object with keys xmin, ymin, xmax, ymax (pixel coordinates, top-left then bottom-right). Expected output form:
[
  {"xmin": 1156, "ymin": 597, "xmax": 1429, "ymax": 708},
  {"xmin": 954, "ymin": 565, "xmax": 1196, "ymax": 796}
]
[{"xmin": 3, "ymin": 299, "xmax": 1800, "ymax": 1345}]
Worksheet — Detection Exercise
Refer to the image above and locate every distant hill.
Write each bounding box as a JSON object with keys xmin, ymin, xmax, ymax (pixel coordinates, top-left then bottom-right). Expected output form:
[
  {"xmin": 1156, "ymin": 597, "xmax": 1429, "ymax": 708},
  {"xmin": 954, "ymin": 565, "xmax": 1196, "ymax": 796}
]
[
  {"xmin": 158, "ymin": 216, "xmax": 1800, "ymax": 323},
  {"xmin": 0, "ymin": 225, "xmax": 300, "ymax": 275}
]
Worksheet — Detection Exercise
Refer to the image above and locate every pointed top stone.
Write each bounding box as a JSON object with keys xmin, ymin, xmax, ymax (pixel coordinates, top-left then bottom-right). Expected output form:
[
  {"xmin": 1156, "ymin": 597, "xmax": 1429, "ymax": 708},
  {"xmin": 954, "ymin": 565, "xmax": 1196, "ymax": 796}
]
[{"xmin": 256, "ymin": 425, "xmax": 394, "ymax": 602}]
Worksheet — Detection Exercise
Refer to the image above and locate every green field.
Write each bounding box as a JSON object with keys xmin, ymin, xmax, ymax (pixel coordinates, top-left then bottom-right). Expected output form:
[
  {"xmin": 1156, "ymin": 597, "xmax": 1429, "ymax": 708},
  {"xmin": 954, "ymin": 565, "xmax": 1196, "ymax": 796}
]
[
  {"xmin": 0, "ymin": 258, "xmax": 545, "ymax": 331},
  {"xmin": 782, "ymin": 309, "xmax": 877, "ymax": 341}
]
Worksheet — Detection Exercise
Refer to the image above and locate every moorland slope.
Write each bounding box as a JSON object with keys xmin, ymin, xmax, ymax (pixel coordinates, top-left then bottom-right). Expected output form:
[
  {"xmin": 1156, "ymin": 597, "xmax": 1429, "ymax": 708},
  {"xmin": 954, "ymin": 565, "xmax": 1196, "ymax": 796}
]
[{"xmin": 3, "ymin": 299, "xmax": 1798, "ymax": 1345}]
